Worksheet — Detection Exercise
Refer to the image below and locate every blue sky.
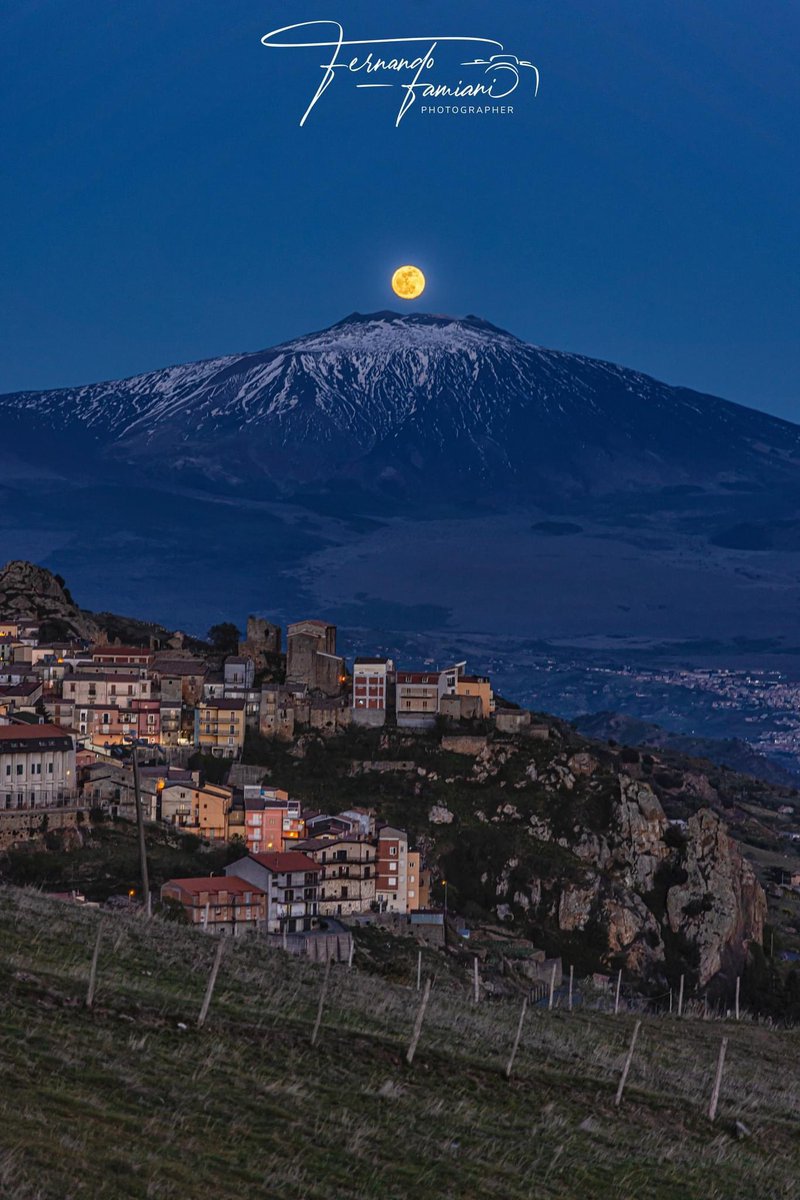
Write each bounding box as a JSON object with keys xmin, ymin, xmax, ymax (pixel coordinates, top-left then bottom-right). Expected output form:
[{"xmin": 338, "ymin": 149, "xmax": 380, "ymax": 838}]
[{"xmin": 1, "ymin": 1, "xmax": 798, "ymax": 418}]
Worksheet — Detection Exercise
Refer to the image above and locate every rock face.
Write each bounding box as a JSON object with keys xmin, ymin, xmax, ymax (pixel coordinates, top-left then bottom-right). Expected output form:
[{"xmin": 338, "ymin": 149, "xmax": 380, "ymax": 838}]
[
  {"xmin": 489, "ymin": 768, "xmax": 766, "ymax": 989},
  {"xmin": 665, "ymin": 809, "xmax": 766, "ymax": 983},
  {"xmin": 0, "ymin": 561, "xmax": 99, "ymax": 640}
]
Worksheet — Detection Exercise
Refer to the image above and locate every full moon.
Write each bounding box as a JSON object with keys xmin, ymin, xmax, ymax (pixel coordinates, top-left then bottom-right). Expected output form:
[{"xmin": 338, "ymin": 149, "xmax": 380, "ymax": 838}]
[{"xmin": 391, "ymin": 265, "xmax": 426, "ymax": 300}]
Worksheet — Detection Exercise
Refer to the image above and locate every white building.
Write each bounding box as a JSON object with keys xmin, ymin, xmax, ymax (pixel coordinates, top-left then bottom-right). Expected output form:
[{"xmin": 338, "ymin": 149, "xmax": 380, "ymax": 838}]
[
  {"xmin": 225, "ymin": 851, "xmax": 319, "ymax": 933},
  {"xmin": 352, "ymin": 657, "xmax": 394, "ymax": 713},
  {"xmin": 0, "ymin": 723, "xmax": 76, "ymax": 810}
]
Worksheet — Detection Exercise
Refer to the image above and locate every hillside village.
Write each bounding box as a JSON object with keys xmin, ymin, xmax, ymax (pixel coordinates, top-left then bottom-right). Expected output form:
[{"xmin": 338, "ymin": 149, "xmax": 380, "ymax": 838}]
[
  {"xmin": 5, "ymin": 560, "xmax": 800, "ymax": 1012},
  {"xmin": 0, "ymin": 562, "xmax": 511, "ymax": 936}
]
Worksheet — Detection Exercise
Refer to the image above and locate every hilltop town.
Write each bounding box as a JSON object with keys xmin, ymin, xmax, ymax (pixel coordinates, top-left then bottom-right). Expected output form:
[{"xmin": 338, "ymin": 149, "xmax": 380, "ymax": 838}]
[
  {"xmin": 0, "ymin": 561, "xmax": 509, "ymax": 937},
  {"xmin": 6, "ymin": 559, "xmax": 800, "ymax": 1015}
]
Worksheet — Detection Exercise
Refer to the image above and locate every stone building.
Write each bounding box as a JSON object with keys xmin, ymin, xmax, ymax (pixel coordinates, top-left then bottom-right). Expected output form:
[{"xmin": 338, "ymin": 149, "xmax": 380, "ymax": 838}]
[
  {"xmin": 297, "ymin": 835, "xmax": 377, "ymax": 917},
  {"xmin": 238, "ymin": 615, "xmax": 281, "ymax": 671},
  {"xmin": 285, "ymin": 620, "xmax": 344, "ymax": 697}
]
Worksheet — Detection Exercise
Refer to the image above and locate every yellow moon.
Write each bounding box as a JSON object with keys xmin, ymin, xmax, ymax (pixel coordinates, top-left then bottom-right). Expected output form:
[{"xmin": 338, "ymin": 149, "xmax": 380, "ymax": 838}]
[{"xmin": 392, "ymin": 265, "xmax": 426, "ymax": 300}]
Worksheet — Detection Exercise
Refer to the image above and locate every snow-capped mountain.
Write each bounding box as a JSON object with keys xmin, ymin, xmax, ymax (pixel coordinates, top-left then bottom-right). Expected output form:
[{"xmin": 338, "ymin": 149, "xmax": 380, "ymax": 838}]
[{"xmin": 4, "ymin": 312, "xmax": 800, "ymax": 503}]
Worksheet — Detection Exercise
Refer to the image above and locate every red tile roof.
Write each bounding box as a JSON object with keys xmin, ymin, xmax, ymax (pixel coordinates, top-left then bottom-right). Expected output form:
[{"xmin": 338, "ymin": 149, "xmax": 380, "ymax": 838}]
[
  {"xmin": 162, "ymin": 876, "xmax": 264, "ymax": 895},
  {"xmin": 249, "ymin": 851, "xmax": 318, "ymax": 873},
  {"xmin": 0, "ymin": 722, "xmax": 71, "ymax": 741},
  {"xmin": 93, "ymin": 646, "xmax": 152, "ymax": 657}
]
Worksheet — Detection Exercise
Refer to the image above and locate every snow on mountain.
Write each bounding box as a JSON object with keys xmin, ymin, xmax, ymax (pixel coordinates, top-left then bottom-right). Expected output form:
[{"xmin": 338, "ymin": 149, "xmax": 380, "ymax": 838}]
[{"xmin": 3, "ymin": 311, "xmax": 800, "ymax": 501}]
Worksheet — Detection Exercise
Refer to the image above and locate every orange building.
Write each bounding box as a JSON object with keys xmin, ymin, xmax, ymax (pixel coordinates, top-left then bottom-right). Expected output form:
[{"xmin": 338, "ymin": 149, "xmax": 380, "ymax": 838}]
[
  {"xmin": 160, "ymin": 876, "xmax": 266, "ymax": 936},
  {"xmin": 406, "ymin": 851, "xmax": 430, "ymax": 912},
  {"xmin": 243, "ymin": 788, "xmax": 304, "ymax": 853},
  {"xmin": 456, "ymin": 675, "xmax": 493, "ymax": 717}
]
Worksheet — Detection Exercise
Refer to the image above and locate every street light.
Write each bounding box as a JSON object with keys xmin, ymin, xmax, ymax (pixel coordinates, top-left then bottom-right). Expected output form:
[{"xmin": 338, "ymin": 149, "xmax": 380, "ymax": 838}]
[{"xmin": 124, "ymin": 736, "xmax": 151, "ymax": 915}]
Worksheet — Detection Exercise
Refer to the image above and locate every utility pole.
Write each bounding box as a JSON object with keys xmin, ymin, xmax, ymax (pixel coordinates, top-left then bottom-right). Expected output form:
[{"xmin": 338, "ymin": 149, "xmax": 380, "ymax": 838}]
[{"xmin": 131, "ymin": 743, "xmax": 151, "ymax": 915}]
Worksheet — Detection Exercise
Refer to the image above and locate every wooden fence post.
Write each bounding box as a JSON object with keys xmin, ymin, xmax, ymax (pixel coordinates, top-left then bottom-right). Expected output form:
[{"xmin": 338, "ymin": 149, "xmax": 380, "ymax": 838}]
[
  {"xmin": 735, "ymin": 976, "xmax": 740, "ymax": 1022},
  {"xmin": 677, "ymin": 974, "xmax": 685, "ymax": 1018},
  {"xmin": 473, "ymin": 956, "xmax": 480, "ymax": 1004},
  {"xmin": 568, "ymin": 964, "xmax": 574, "ymax": 1013},
  {"xmin": 85, "ymin": 920, "xmax": 105, "ymax": 1009},
  {"xmin": 197, "ymin": 937, "xmax": 226, "ymax": 1029},
  {"xmin": 311, "ymin": 957, "xmax": 332, "ymax": 1047},
  {"xmin": 614, "ymin": 968, "xmax": 622, "ymax": 1015},
  {"xmin": 548, "ymin": 962, "xmax": 557, "ymax": 1011},
  {"xmin": 416, "ymin": 949, "xmax": 422, "ymax": 993},
  {"xmin": 406, "ymin": 977, "xmax": 432, "ymax": 1065},
  {"xmin": 708, "ymin": 1037, "xmax": 728, "ymax": 1122},
  {"xmin": 505, "ymin": 997, "xmax": 528, "ymax": 1079},
  {"xmin": 348, "ymin": 937, "xmax": 355, "ymax": 970},
  {"xmin": 614, "ymin": 1020, "xmax": 641, "ymax": 1107}
]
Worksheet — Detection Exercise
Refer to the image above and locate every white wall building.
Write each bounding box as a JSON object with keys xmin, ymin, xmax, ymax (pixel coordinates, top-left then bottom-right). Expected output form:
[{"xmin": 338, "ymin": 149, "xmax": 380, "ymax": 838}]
[{"xmin": 0, "ymin": 723, "xmax": 76, "ymax": 810}]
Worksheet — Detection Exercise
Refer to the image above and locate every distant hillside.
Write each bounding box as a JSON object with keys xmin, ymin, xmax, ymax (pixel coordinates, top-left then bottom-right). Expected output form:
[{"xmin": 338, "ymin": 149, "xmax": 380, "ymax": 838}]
[
  {"xmin": 1, "ymin": 887, "xmax": 798, "ymax": 1200},
  {"xmin": 573, "ymin": 711, "xmax": 800, "ymax": 789}
]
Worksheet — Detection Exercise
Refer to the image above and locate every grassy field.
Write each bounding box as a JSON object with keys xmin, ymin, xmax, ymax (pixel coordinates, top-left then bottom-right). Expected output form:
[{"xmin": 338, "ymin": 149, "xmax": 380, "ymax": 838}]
[{"xmin": 1, "ymin": 888, "xmax": 799, "ymax": 1199}]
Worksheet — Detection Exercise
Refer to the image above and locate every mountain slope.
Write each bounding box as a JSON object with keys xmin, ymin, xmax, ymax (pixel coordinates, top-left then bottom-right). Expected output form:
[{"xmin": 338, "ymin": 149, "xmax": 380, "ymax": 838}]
[{"xmin": 4, "ymin": 312, "xmax": 800, "ymax": 503}]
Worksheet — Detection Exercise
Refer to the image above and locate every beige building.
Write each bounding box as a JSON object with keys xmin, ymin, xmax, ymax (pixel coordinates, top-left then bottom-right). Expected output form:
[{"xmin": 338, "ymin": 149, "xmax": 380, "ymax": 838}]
[
  {"xmin": 158, "ymin": 780, "xmax": 233, "ymax": 841},
  {"xmin": 395, "ymin": 671, "xmax": 445, "ymax": 727},
  {"xmin": 456, "ymin": 675, "xmax": 494, "ymax": 717},
  {"xmin": 298, "ymin": 835, "xmax": 376, "ymax": 917},
  {"xmin": 63, "ymin": 672, "xmax": 153, "ymax": 708},
  {"xmin": 406, "ymin": 851, "xmax": 430, "ymax": 912},
  {"xmin": 194, "ymin": 698, "xmax": 246, "ymax": 757}
]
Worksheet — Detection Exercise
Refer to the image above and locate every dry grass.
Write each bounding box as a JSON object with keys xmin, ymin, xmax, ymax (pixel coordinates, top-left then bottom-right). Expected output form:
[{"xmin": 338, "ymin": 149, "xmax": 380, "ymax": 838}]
[{"xmin": 1, "ymin": 886, "xmax": 798, "ymax": 1199}]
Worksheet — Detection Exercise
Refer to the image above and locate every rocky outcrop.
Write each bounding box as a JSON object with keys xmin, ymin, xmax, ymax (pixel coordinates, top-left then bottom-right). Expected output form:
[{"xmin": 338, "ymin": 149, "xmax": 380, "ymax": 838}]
[
  {"xmin": 602, "ymin": 887, "xmax": 665, "ymax": 976},
  {"xmin": 612, "ymin": 775, "xmax": 670, "ymax": 892},
  {"xmin": 0, "ymin": 560, "xmax": 99, "ymax": 640},
  {"xmin": 491, "ymin": 768, "xmax": 766, "ymax": 988},
  {"xmin": 665, "ymin": 809, "xmax": 767, "ymax": 984}
]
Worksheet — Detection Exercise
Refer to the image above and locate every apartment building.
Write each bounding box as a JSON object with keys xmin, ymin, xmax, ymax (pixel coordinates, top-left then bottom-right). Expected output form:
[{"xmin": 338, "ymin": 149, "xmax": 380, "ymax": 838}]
[
  {"xmin": 375, "ymin": 825, "xmax": 409, "ymax": 913},
  {"xmin": 92, "ymin": 646, "xmax": 153, "ymax": 669},
  {"xmin": 456, "ymin": 675, "xmax": 494, "ymax": 717},
  {"xmin": 225, "ymin": 851, "xmax": 319, "ymax": 934},
  {"xmin": 160, "ymin": 876, "xmax": 266, "ymax": 936},
  {"xmin": 0, "ymin": 724, "xmax": 76, "ymax": 810},
  {"xmin": 63, "ymin": 673, "xmax": 153, "ymax": 708},
  {"xmin": 194, "ymin": 698, "xmax": 246, "ymax": 757},
  {"xmin": 298, "ymin": 835, "xmax": 376, "ymax": 917},
  {"xmin": 395, "ymin": 671, "xmax": 446, "ymax": 727},
  {"xmin": 406, "ymin": 850, "xmax": 430, "ymax": 912}
]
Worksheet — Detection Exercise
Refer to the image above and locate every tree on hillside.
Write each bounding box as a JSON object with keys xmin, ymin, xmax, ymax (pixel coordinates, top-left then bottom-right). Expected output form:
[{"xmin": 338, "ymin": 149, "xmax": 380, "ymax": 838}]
[{"xmin": 207, "ymin": 622, "xmax": 241, "ymax": 654}]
